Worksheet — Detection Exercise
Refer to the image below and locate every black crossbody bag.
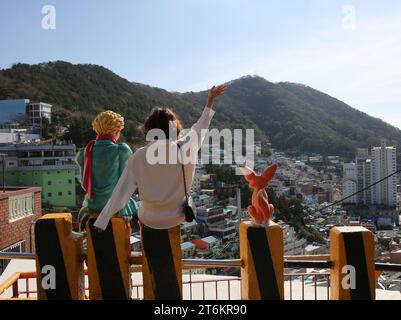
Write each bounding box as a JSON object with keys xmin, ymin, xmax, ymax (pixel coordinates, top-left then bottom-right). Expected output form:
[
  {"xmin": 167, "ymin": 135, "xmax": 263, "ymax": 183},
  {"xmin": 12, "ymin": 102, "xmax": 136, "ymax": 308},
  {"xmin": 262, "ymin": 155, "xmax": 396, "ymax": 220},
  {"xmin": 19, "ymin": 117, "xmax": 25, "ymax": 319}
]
[{"xmin": 177, "ymin": 144, "xmax": 195, "ymax": 223}]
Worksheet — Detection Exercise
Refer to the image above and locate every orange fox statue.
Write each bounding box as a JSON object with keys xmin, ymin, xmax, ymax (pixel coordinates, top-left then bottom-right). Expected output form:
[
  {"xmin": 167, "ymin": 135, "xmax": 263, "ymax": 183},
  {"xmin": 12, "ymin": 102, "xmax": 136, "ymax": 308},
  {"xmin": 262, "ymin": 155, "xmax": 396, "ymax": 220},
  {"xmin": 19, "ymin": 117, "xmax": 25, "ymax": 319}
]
[{"xmin": 240, "ymin": 164, "xmax": 278, "ymax": 225}]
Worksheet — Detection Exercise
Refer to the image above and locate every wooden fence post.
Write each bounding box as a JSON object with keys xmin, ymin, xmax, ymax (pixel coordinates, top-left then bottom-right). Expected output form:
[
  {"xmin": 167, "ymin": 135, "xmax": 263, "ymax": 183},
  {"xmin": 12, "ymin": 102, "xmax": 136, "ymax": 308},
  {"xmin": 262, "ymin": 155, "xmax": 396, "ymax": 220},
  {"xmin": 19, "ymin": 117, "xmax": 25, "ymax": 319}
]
[
  {"xmin": 141, "ymin": 224, "xmax": 182, "ymax": 300},
  {"xmin": 330, "ymin": 226, "xmax": 375, "ymax": 300},
  {"xmin": 35, "ymin": 213, "xmax": 84, "ymax": 300},
  {"xmin": 86, "ymin": 215, "xmax": 131, "ymax": 300},
  {"xmin": 240, "ymin": 221, "xmax": 284, "ymax": 300}
]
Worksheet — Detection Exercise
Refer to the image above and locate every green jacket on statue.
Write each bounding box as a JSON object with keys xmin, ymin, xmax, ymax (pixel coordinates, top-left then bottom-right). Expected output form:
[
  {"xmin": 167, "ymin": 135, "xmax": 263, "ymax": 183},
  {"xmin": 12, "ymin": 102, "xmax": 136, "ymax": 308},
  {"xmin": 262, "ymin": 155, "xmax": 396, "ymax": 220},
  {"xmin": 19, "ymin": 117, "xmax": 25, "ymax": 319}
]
[{"xmin": 76, "ymin": 139, "xmax": 138, "ymax": 229}]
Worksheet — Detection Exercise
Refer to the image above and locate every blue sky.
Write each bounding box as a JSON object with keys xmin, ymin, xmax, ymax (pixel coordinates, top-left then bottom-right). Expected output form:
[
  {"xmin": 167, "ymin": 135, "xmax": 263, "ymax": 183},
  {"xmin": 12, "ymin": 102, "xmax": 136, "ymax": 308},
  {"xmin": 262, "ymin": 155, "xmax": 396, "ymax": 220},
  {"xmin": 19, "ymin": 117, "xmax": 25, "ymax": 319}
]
[{"xmin": 1, "ymin": 0, "xmax": 401, "ymax": 128}]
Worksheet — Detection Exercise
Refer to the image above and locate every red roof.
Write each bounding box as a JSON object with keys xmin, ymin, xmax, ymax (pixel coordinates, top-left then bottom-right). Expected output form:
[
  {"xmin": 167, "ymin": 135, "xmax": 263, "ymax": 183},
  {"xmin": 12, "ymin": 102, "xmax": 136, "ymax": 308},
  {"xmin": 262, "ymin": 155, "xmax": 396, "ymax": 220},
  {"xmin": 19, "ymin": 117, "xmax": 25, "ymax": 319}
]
[{"xmin": 191, "ymin": 239, "xmax": 208, "ymax": 250}]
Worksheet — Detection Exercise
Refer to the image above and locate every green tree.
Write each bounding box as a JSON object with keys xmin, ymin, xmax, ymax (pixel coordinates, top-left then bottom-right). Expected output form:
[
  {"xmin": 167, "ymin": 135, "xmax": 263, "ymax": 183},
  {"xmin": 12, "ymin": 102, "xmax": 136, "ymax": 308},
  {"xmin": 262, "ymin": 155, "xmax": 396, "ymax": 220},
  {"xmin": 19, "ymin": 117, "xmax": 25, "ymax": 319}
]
[{"xmin": 62, "ymin": 116, "xmax": 95, "ymax": 147}]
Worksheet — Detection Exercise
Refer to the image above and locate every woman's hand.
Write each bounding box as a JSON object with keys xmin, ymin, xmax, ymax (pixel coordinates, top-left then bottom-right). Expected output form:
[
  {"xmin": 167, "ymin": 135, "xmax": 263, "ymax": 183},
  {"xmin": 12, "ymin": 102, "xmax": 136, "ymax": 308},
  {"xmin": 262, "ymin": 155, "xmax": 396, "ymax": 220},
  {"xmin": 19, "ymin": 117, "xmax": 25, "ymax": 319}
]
[{"xmin": 207, "ymin": 84, "xmax": 227, "ymax": 108}]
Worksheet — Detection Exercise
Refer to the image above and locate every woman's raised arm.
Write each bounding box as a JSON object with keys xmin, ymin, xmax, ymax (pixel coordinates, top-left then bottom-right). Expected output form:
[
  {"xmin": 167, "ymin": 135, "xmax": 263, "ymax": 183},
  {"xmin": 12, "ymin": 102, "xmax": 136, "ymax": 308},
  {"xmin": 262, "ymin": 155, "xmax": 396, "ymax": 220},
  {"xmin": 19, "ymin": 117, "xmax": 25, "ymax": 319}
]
[
  {"xmin": 177, "ymin": 84, "xmax": 227, "ymax": 154},
  {"xmin": 206, "ymin": 84, "xmax": 227, "ymax": 109}
]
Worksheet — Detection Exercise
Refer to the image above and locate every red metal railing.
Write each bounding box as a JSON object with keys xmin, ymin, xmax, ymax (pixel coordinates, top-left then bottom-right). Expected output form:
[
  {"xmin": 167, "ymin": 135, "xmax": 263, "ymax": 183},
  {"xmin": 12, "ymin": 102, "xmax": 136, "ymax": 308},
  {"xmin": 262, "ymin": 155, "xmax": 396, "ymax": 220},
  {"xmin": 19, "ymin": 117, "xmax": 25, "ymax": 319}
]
[{"xmin": 2, "ymin": 269, "xmax": 331, "ymax": 300}]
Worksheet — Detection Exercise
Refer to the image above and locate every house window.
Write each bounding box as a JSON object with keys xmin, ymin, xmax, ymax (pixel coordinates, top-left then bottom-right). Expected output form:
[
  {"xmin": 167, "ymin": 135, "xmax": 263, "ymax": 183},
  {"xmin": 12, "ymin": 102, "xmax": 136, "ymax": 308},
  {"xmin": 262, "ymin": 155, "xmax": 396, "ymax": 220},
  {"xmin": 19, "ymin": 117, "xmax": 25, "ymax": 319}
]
[
  {"xmin": 48, "ymin": 192, "xmax": 52, "ymax": 197},
  {"xmin": 48, "ymin": 181, "xmax": 52, "ymax": 185},
  {"xmin": 68, "ymin": 179, "xmax": 72, "ymax": 184},
  {"xmin": 58, "ymin": 192, "xmax": 62, "ymax": 196},
  {"xmin": 68, "ymin": 191, "xmax": 72, "ymax": 195}
]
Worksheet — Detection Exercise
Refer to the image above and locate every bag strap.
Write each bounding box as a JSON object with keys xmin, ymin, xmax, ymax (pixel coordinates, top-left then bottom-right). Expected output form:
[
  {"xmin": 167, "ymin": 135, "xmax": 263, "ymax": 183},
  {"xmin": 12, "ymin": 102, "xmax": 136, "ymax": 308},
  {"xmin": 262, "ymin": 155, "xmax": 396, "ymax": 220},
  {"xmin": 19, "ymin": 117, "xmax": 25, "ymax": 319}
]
[{"xmin": 177, "ymin": 143, "xmax": 189, "ymax": 204}]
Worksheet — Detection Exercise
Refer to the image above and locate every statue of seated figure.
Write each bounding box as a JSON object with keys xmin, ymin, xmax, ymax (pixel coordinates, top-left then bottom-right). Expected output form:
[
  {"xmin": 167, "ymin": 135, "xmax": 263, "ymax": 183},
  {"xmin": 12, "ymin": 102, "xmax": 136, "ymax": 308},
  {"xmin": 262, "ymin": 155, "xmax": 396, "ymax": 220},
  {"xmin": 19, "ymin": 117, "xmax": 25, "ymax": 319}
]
[{"xmin": 76, "ymin": 110, "xmax": 138, "ymax": 231}]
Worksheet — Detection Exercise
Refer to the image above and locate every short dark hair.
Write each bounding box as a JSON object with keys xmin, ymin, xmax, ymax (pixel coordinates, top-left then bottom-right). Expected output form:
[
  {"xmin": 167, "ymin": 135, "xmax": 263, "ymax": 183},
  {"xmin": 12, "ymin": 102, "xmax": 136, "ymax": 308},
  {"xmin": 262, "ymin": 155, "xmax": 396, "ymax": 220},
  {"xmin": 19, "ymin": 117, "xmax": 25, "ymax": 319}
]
[{"xmin": 141, "ymin": 107, "xmax": 183, "ymax": 139}]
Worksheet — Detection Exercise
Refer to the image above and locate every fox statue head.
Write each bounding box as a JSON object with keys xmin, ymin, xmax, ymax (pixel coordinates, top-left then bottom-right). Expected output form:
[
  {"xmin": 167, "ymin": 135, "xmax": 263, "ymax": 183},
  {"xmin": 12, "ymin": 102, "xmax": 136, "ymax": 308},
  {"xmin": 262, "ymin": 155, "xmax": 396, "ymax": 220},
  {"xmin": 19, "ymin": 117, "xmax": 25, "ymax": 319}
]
[{"xmin": 240, "ymin": 164, "xmax": 278, "ymax": 225}]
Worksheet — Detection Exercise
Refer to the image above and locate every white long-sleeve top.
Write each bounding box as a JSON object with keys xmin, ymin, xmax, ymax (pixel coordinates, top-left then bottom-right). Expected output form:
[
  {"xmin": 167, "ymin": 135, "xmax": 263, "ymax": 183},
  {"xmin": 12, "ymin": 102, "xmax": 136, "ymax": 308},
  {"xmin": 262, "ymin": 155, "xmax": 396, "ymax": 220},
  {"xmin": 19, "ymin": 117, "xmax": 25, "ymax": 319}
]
[{"xmin": 94, "ymin": 106, "xmax": 215, "ymax": 230}]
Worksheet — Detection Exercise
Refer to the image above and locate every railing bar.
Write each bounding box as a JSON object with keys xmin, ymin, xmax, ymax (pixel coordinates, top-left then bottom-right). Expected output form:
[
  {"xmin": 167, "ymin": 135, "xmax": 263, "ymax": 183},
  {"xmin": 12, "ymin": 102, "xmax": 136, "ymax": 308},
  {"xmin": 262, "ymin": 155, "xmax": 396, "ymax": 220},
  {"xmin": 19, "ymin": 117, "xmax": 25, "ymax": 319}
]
[
  {"xmin": 183, "ymin": 259, "xmax": 243, "ymax": 268},
  {"xmin": 227, "ymin": 280, "xmax": 230, "ymax": 300},
  {"xmin": 12, "ymin": 280, "xmax": 19, "ymax": 298},
  {"xmin": 240, "ymin": 271, "xmax": 242, "ymax": 299},
  {"xmin": 285, "ymin": 254, "xmax": 330, "ymax": 261},
  {"xmin": 203, "ymin": 282, "xmax": 205, "ymax": 300},
  {"xmin": 289, "ymin": 275, "xmax": 292, "ymax": 300},
  {"xmin": 0, "ymin": 252, "xmax": 35, "ymax": 260},
  {"xmin": 302, "ymin": 275, "xmax": 304, "ymax": 300},
  {"xmin": 284, "ymin": 272, "xmax": 329, "ymax": 276},
  {"xmin": 183, "ymin": 277, "xmax": 240, "ymax": 284},
  {"xmin": 314, "ymin": 275, "xmax": 317, "ymax": 300},
  {"xmin": 189, "ymin": 269, "xmax": 192, "ymax": 301},
  {"xmin": 285, "ymin": 260, "xmax": 332, "ymax": 269},
  {"xmin": 375, "ymin": 263, "xmax": 401, "ymax": 272},
  {"xmin": 215, "ymin": 281, "xmax": 218, "ymax": 300},
  {"xmin": 327, "ymin": 275, "xmax": 330, "ymax": 300}
]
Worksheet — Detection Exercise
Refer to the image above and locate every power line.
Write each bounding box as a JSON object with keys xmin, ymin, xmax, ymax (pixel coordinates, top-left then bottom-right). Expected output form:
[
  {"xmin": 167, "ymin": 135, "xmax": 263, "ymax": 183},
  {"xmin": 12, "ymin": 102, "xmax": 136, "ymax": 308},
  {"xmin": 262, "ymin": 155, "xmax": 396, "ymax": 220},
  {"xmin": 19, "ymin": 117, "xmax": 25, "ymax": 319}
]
[{"xmin": 316, "ymin": 168, "xmax": 401, "ymax": 213}]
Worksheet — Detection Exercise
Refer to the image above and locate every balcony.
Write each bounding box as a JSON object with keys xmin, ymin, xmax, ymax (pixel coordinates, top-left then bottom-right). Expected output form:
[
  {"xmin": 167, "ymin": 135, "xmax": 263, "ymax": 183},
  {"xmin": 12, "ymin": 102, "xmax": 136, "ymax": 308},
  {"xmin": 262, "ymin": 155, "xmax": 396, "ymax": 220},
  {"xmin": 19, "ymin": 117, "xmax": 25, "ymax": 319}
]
[{"xmin": 8, "ymin": 192, "xmax": 35, "ymax": 222}]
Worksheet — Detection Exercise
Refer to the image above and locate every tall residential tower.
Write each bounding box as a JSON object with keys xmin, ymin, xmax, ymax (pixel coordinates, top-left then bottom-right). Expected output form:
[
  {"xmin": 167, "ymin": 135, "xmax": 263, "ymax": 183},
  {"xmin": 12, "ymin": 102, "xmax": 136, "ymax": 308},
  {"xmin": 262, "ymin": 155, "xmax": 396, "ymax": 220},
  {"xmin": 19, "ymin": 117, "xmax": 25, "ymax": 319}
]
[
  {"xmin": 342, "ymin": 142, "xmax": 397, "ymax": 208},
  {"xmin": 371, "ymin": 141, "xmax": 397, "ymax": 207}
]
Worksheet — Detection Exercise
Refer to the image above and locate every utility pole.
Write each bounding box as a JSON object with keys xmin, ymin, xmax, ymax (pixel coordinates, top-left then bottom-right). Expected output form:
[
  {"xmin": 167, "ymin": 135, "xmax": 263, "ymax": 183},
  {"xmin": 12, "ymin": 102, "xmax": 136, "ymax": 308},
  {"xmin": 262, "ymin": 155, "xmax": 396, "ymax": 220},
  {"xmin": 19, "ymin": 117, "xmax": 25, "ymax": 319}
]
[{"xmin": 0, "ymin": 153, "xmax": 7, "ymax": 193}]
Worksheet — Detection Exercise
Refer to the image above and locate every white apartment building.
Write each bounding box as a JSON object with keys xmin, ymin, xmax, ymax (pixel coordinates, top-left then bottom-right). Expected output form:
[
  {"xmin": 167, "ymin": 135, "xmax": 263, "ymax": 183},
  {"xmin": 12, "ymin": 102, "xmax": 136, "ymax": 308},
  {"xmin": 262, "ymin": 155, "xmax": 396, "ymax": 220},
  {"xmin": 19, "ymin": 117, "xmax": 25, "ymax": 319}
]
[
  {"xmin": 342, "ymin": 163, "xmax": 357, "ymax": 204},
  {"xmin": 26, "ymin": 102, "xmax": 52, "ymax": 126},
  {"xmin": 356, "ymin": 157, "xmax": 373, "ymax": 205},
  {"xmin": 343, "ymin": 179, "xmax": 357, "ymax": 204},
  {"xmin": 371, "ymin": 142, "xmax": 397, "ymax": 208},
  {"xmin": 342, "ymin": 143, "xmax": 397, "ymax": 208}
]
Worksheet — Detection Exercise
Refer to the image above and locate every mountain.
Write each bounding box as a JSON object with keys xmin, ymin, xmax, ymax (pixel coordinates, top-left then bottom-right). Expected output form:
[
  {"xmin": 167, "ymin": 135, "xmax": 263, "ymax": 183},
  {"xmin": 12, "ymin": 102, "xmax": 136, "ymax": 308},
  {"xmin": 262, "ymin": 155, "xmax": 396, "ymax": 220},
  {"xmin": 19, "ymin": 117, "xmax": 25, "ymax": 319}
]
[{"xmin": 1, "ymin": 61, "xmax": 400, "ymax": 161}]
